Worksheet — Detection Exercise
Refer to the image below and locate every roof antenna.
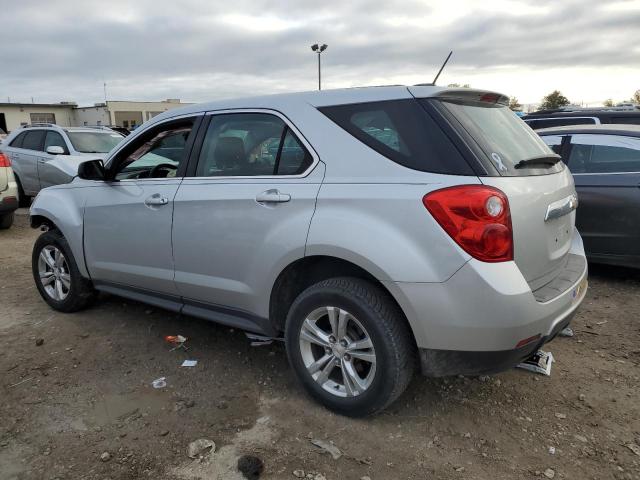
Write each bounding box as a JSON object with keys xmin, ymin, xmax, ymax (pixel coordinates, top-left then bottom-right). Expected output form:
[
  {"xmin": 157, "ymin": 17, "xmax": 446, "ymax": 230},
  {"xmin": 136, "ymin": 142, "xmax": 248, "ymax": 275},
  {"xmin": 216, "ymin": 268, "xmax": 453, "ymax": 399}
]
[{"xmin": 432, "ymin": 51, "xmax": 453, "ymax": 85}]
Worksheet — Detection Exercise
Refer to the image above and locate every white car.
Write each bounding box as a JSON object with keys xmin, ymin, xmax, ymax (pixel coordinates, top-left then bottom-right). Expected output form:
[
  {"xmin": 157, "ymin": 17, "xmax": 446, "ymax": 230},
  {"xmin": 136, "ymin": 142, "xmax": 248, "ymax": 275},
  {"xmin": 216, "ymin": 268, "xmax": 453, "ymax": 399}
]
[{"xmin": 0, "ymin": 151, "xmax": 18, "ymax": 228}]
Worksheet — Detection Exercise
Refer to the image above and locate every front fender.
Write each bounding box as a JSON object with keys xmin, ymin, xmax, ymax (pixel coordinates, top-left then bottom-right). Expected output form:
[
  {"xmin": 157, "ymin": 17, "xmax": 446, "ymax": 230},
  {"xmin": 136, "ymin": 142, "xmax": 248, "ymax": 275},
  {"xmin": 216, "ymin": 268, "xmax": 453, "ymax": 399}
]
[{"xmin": 30, "ymin": 185, "xmax": 89, "ymax": 278}]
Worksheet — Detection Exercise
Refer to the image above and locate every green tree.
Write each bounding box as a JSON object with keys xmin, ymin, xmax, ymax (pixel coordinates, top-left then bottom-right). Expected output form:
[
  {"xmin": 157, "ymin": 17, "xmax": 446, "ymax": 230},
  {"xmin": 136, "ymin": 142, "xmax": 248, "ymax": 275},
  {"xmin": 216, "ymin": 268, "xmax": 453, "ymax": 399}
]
[
  {"xmin": 447, "ymin": 83, "xmax": 470, "ymax": 88},
  {"xmin": 509, "ymin": 96, "xmax": 522, "ymax": 111},
  {"xmin": 603, "ymin": 98, "xmax": 614, "ymax": 107},
  {"xmin": 632, "ymin": 90, "xmax": 640, "ymax": 104},
  {"xmin": 539, "ymin": 90, "xmax": 570, "ymax": 110}
]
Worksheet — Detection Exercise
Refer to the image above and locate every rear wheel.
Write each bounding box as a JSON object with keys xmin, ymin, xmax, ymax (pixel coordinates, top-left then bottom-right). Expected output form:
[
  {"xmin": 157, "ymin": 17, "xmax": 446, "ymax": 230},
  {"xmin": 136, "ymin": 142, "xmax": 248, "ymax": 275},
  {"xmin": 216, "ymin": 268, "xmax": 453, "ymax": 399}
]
[
  {"xmin": 32, "ymin": 230, "xmax": 97, "ymax": 312},
  {"xmin": 285, "ymin": 277, "xmax": 415, "ymax": 417},
  {"xmin": 0, "ymin": 212, "xmax": 14, "ymax": 229}
]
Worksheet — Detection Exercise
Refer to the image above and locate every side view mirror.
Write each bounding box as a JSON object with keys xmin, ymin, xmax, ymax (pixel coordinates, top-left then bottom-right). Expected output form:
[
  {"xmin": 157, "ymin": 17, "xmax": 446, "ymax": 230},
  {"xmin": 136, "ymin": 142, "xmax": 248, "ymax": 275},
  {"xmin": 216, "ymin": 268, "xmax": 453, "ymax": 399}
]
[
  {"xmin": 77, "ymin": 159, "xmax": 106, "ymax": 181},
  {"xmin": 46, "ymin": 145, "xmax": 65, "ymax": 155}
]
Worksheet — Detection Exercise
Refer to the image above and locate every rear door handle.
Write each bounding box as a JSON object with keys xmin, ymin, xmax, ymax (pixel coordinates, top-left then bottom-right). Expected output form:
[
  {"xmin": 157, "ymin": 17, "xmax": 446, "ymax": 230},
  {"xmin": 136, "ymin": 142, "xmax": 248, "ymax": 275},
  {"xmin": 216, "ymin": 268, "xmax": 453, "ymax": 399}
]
[
  {"xmin": 38, "ymin": 158, "xmax": 46, "ymax": 164},
  {"xmin": 145, "ymin": 194, "xmax": 169, "ymax": 206},
  {"xmin": 256, "ymin": 189, "xmax": 291, "ymax": 203}
]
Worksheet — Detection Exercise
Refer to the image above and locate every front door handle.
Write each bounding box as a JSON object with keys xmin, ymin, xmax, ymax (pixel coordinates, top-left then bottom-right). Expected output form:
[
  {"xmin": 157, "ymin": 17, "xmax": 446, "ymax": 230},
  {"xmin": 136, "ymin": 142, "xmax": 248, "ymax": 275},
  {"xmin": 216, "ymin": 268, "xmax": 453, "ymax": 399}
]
[
  {"xmin": 144, "ymin": 194, "xmax": 169, "ymax": 206},
  {"xmin": 256, "ymin": 189, "xmax": 291, "ymax": 203},
  {"xmin": 38, "ymin": 158, "xmax": 46, "ymax": 164}
]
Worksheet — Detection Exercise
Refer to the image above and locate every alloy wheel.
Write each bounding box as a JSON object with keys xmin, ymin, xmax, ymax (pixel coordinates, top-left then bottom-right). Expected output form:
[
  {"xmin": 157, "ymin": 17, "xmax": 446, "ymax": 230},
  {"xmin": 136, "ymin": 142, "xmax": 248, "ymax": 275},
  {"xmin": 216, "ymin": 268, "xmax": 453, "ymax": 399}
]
[
  {"xmin": 299, "ymin": 306, "xmax": 377, "ymax": 398},
  {"xmin": 38, "ymin": 245, "xmax": 71, "ymax": 301}
]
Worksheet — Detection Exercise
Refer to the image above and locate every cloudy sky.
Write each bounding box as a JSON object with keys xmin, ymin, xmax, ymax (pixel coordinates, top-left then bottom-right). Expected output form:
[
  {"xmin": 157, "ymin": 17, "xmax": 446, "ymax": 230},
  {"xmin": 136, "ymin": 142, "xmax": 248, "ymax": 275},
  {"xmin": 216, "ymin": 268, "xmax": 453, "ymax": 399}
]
[{"xmin": 1, "ymin": 0, "xmax": 639, "ymax": 108}]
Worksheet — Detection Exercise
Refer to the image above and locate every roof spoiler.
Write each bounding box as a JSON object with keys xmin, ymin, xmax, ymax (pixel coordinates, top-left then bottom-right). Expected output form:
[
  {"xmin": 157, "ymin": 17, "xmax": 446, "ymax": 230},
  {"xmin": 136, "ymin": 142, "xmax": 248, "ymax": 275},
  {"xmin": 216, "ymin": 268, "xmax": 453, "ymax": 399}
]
[{"xmin": 431, "ymin": 88, "xmax": 509, "ymax": 107}]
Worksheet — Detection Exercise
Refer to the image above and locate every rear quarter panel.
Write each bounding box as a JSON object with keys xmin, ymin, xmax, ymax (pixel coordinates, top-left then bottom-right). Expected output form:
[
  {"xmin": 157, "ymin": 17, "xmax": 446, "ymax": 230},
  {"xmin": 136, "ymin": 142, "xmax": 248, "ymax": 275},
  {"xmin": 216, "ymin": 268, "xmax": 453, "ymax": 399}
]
[{"xmin": 307, "ymin": 179, "xmax": 477, "ymax": 283}]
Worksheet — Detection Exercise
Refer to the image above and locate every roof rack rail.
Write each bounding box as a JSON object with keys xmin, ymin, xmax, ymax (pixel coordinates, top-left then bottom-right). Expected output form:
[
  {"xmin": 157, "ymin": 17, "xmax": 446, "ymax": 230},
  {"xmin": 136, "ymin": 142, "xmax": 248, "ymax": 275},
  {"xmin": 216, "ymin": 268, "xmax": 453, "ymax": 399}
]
[
  {"xmin": 22, "ymin": 123, "xmax": 57, "ymax": 128},
  {"xmin": 67, "ymin": 125, "xmax": 112, "ymax": 131}
]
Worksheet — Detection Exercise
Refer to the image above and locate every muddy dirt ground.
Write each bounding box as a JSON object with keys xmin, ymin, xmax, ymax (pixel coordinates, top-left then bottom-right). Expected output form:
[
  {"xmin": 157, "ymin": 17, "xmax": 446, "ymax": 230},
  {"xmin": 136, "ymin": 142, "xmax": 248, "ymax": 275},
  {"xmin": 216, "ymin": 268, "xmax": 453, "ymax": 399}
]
[{"xmin": 1, "ymin": 211, "xmax": 639, "ymax": 480}]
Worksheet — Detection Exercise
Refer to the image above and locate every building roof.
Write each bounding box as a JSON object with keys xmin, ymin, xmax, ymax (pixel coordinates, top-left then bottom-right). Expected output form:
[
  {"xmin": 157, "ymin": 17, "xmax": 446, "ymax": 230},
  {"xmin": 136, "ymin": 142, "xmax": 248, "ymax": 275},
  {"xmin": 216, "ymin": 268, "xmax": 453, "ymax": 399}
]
[{"xmin": 0, "ymin": 102, "xmax": 77, "ymax": 108}]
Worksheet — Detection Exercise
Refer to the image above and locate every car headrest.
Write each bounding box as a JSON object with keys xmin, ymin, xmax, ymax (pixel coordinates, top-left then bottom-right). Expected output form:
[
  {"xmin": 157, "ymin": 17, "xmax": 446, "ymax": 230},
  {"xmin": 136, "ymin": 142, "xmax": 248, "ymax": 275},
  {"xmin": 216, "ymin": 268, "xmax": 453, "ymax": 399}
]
[{"xmin": 214, "ymin": 136, "xmax": 245, "ymax": 168}]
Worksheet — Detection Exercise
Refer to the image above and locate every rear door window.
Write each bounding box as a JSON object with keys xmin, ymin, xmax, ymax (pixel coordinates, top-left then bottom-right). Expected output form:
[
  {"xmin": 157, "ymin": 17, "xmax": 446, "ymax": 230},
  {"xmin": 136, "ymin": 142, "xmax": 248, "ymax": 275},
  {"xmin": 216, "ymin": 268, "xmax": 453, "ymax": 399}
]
[
  {"xmin": 319, "ymin": 99, "xmax": 473, "ymax": 175},
  {"xmin": 541, "ymin": 135, "xmax": 565, "ymax": 156},
  {"xmin": 21, "ymin": 130, "xmax": 46, "ymax": 151},
  {"xmin": 569, "ymin": 134, "xmax": 640, "ymax": 174},
  {"xmin": 196, "ymin": 113, "xmax": 313, "ymax": 177}
]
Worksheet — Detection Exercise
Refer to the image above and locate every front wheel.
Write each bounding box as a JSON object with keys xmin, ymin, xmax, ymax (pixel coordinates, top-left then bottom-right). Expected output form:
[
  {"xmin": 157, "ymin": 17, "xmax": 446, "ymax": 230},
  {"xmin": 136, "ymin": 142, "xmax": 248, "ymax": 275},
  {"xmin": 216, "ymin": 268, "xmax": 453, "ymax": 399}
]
[
  {"xmin": 32, "ymin": 230, "xmax": 97, "ymax": 312},
  {"xmin": 285, "ymin": 277, "xmax": 416, "ymax": 417}
]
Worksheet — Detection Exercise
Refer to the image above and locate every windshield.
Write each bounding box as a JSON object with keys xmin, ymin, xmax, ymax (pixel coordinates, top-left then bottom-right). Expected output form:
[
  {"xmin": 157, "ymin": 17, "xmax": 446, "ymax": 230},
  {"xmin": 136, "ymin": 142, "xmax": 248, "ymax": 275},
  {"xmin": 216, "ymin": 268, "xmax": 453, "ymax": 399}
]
[
  {"xmin": 435, "ymin": 100, "xmax": 564, "ymax": 176},
  {"xmin": 67, "ymin": 131, "xmax": 124, "ymax": 153}
]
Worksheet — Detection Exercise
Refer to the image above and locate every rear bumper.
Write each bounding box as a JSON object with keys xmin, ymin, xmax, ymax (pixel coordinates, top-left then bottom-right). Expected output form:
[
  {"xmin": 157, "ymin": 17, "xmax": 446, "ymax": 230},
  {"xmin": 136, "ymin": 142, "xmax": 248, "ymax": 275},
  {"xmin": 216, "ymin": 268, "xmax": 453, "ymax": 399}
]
[
  {"xmin": 418, "ymin": 308, "xmax": 575, "ymax": 376},
  {"xmin": 384, "ymin": 229, "xmax": 587, "ymax": 374}
]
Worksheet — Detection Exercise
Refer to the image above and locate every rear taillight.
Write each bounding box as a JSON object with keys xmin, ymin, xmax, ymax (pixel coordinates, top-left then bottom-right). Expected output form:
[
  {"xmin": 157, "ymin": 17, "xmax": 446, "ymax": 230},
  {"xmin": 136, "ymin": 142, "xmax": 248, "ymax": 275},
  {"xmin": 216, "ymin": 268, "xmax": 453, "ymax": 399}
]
[
  {"xmin": 0, "ymin": 152, "xmax": 10, "ymax": 167},
  {"xmin": 423, "ymin": 185, "xmax": 513, "ymax": 262}
]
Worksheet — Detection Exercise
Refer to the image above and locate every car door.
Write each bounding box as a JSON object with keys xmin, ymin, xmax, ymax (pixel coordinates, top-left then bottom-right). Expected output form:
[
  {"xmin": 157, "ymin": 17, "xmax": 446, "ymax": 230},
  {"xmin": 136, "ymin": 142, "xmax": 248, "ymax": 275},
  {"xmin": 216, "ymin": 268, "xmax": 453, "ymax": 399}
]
[
  {"xmin": 83, "ymin": 115, "xmax": 202, "ymax": 295},
  {"xmin": 172, "ymin": 111, "xmax": 324, "ymax": 325},
  {"xmin": 567, "ymin": 133, "xmax": 640, "ymax": 261},
  {"xmin": 38, "ymin": 130, "xmax": 71, "ymax": 189},
  {"xmin": 15, "ymin": 129, "xmax": 46, "ymax": 194}
]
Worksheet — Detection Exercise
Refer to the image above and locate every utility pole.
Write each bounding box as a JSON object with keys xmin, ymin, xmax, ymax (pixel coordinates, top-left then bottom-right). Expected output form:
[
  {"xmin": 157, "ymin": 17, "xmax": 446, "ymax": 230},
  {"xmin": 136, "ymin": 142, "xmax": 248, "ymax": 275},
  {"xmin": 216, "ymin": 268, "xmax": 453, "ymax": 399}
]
[{"xmin": 311, "ymin": 43, "xmax": 328, "ymax": 90}]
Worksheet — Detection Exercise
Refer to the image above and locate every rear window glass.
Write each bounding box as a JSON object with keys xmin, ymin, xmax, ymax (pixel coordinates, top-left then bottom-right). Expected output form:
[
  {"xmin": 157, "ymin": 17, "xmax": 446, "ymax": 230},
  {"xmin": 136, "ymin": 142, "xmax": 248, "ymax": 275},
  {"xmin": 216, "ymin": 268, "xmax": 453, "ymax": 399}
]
[
  {"xmin": 569, "ymin": 134, "xmax": 640, "ymax": 173},
  {"xmin": 319, "ymin": 99, "xmax": 473, "ymax": 175},
  {"xmin": 436, "ymin": 100, "xmax": 563, "ymax": 175}
]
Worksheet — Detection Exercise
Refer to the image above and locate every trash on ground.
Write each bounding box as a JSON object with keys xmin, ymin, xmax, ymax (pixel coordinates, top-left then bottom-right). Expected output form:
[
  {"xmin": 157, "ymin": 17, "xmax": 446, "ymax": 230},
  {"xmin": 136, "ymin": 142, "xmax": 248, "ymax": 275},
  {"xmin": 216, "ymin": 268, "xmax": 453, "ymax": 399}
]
[
  {"xmin": 187, "ymin": 438, "xmax": 216, "ymax": 459},
  {"xmin": 181, "ymin": 359, "xmax": 198, "ymax": 367},
  {"xmin": 515, "ymin": 350, "xmax": 554, "ymax": 376},
  {"xmin": 100, "ymin": 451, "xmax": 112, "ymax": 462},
  {"xmin": 626, "ymin": 443, "xmax": 640, "ymax": 456},
  {"xmin": 152, "ymin": 377, "xmax": 167, "ymax": 389},
  {"xmin": 310, "ymin": 438, "xmax": 343, "ymax": 460},
  {"xmin": 245, "ymin": 332, "xmax": 274, "ymax": 346},
  {"xmin": 165, "ymin": 335, "xmax": 188, "ymax": 351},
  {"xmin": 237, "ymin": 454, "xmax": 264, "ymax": 479},
  {"xmin": 558, "ymin": 327, "xmax": 574, "ymax": 337}
]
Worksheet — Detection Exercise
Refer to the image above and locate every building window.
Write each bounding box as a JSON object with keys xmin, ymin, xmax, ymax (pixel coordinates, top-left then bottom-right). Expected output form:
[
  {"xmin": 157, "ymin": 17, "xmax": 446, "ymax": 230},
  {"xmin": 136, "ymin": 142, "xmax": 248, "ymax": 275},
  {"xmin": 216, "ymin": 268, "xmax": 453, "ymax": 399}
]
[
  {"xmin": 97, "ymin": 120, "xmax": 102, "ymax": 126},
  {"xmin": 30, "ymin": 113, "xmax": 56, "ymax": 124}
]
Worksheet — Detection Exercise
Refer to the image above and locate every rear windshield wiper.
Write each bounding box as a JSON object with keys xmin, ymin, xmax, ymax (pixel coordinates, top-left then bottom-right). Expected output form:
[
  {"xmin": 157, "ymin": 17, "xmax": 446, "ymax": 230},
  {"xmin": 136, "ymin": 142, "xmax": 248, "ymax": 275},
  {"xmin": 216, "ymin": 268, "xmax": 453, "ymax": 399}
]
[{"xmin": 513, "ymin": 154, "xmax": 562, "ymax": 169}]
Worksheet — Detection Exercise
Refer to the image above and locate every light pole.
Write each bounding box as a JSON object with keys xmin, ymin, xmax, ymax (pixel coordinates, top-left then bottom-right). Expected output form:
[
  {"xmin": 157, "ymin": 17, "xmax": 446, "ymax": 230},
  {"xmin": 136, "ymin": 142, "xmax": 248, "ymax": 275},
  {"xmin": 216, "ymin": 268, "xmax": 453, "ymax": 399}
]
[{"xmin": 311, "ymin": 43, "xmax": 327, "ymax": 90}]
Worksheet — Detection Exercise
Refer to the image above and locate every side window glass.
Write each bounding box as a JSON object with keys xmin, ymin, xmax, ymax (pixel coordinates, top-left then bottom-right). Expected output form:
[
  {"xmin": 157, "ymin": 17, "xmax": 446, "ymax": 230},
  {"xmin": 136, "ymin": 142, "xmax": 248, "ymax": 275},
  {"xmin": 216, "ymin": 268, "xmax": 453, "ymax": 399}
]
[
  {"xmin": 44, "ymin": 131, "xmax": 68, "ymax": 154},
  {"xmin": 570, "ymin": 134, "xmax": 640, "ymax": 173},
  {"xmin": 276, "ymin": 129, "xmax": 313, "ymax": 175},
  {"xmin": 114, "ymin": 118, "xmax": 195, "ymax": 180},
  {"xmin": 21, "ymin": 130, "xmax": 46, "ymax": 151},
  {"xmin": 350, "ymin": 109, "xmax": 403, "ymax": 153},
  {"xmin": 10, "ymin": 132, "xmax": 27, "ymax": 148},
  {"xmin": 197, "ymin": 113, "xmax": 286, "ymax": 177},
  {"xmin": 541, "ymin": 135, "xmax": 564, "ymax": 156}
]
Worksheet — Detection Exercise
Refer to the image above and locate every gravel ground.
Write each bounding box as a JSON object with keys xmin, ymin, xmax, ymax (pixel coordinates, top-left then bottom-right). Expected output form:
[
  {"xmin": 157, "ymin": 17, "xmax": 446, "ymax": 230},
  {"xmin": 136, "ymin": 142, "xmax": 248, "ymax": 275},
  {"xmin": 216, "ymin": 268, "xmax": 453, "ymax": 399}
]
[{"xmin": 1, "ymin": 212, "xmax": 639, "ymax": 480}]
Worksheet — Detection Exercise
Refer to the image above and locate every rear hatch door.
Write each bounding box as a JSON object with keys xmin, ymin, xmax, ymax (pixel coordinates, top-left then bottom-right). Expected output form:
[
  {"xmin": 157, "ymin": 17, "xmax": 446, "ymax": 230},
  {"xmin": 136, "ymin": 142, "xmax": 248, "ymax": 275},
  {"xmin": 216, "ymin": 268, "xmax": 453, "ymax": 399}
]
[{"xmin": 414, "ymin": 88, "xmax": 578, "ymax": 290}]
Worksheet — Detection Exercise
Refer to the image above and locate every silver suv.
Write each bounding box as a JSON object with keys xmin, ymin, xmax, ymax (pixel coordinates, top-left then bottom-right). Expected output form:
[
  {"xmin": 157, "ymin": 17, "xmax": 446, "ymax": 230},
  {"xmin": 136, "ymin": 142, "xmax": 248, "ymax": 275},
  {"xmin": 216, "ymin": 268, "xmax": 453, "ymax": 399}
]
[
  {"xmin": 29, "ymin": 86, "xmax": 588, "ymax": 416},
  {"xmin": 0, "ymin": 124, "xmax": 124, "ymax": 206}
]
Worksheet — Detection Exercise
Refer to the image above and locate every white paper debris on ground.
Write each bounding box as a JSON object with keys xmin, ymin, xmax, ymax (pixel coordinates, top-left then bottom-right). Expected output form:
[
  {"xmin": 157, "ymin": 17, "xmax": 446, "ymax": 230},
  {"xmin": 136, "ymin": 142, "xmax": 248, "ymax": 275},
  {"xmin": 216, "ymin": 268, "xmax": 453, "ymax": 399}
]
[
  {"xmin": 187, "ymin": 438, "xmax": 216, "ymax": 459},
  {"xmin": 515, "ymin": 350, "xmax": 555, "ymax": 376},
  {"xmin": 310, "ymin": 439, "xmax": 343, "ymax": 460},
  {"xmin": 152, "ymin": 377, "xmax": 167, "ymax": 388},
  {"xmin": 245, "ymin": 332, "xmax": 275, "ymax": 346},
  {"xmin": 558, "ymin": 327, "xmax": 574, "ymax": 337},
  {"xmin": 181, "ymin": 360, "xmax": 198, "ymax": 367}
]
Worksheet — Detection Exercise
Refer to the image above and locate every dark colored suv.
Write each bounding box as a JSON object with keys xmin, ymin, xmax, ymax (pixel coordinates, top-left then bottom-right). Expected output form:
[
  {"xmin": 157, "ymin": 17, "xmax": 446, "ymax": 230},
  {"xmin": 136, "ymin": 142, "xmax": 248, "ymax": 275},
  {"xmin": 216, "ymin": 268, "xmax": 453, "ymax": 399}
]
[{"xmin": 523, "ymin": 108, "xmax": 640, "ymax": 130}]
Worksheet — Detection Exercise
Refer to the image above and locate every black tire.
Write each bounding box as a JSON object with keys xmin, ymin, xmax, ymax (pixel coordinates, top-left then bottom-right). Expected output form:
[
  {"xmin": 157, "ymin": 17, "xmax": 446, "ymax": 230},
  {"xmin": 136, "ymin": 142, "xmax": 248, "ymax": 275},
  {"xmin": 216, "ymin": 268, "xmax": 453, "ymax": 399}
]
[
  {"xmin": 15, "ymin": 175, "xmax": 30, "ymax": 208},
  {"xmin": 285, "ymin": 277, "xmax": 416, "ymax": 417},
  {"xmin": 0, "ymin": 212, "xmax": 14, "ymax": 229},
  {"xmin": 32, "ymin": 230, "xmax": 97, "ymax": 312}
]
